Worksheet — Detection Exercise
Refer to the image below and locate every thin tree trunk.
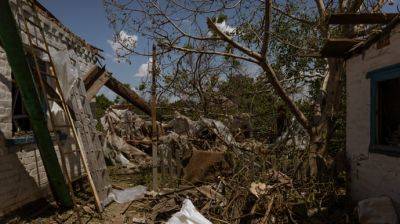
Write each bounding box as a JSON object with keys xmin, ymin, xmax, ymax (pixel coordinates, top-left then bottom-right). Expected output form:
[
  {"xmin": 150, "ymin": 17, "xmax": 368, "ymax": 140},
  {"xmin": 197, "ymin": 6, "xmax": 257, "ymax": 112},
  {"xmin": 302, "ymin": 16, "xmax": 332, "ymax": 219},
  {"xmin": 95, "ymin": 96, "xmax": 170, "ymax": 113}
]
[{"xmin": 309, "ymin": 58, "xmax": 345, "ymax": 177}]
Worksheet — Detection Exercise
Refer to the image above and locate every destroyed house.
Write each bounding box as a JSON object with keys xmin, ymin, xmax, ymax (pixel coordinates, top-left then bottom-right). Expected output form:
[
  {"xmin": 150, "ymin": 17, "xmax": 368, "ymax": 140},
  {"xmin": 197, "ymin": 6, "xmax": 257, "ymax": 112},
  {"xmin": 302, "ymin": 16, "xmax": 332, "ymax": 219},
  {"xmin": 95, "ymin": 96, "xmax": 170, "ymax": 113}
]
[
  {"xmin": 0, "ymin": 0, "xmax": 109, "ymax": 216},
  {"xmin": 323, "ymin": 14, "xmax": 400, "ymax": 208}
]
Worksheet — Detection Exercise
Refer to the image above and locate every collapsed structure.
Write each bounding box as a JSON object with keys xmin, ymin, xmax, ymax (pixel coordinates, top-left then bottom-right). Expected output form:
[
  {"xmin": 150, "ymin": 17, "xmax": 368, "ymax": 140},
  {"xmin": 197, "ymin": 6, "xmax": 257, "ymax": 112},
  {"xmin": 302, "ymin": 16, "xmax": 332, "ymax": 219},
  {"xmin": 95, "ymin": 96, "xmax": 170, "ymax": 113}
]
[
  {"xmin": 1, "ymin": 0, "xmax": 399, "ymax": 222},
  {"xmin": 0, "ymin": 0, "xmax": 151, "ymax": 217}
]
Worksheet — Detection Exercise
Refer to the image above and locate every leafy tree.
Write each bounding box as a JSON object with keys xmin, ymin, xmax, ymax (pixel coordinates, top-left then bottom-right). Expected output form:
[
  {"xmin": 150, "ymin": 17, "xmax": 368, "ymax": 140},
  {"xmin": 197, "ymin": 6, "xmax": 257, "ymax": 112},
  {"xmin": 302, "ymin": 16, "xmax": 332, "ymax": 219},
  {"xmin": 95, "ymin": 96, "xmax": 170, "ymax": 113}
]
[
  {"xmin": 104, "ymin": 0, "xmax": 390, "ymax": 176},
  {"xmin": 94, "ymin": 94, "xmax": 113, "ymax": 130},
  {"xmin": 94, "ymin": 94, "xmax": 113, "ymax": 119}
]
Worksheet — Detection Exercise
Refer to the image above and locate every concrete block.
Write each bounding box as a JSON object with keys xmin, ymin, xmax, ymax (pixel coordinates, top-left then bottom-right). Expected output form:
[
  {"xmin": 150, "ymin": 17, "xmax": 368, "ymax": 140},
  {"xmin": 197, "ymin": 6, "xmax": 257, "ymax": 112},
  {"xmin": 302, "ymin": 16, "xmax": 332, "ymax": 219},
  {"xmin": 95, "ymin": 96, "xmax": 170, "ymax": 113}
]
[{"xmin": 0, "ymin": 2, "xmax": 97, "ymax": 216}]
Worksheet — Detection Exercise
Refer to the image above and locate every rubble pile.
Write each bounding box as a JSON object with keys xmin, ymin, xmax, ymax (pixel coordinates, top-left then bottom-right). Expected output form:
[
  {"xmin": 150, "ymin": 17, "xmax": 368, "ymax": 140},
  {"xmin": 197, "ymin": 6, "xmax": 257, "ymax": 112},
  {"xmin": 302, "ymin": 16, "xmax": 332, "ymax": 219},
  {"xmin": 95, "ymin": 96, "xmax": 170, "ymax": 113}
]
[
  {"xmin": 101, "ymin": 107, "xmax": 152, "ymax": 169},
  {"xmin": 98, "ymin": 108, "xmax": 349, "ymax": 224},
  {"xmin": 6, "ymin": 109, "xmax": 349, "ymax": 224}
]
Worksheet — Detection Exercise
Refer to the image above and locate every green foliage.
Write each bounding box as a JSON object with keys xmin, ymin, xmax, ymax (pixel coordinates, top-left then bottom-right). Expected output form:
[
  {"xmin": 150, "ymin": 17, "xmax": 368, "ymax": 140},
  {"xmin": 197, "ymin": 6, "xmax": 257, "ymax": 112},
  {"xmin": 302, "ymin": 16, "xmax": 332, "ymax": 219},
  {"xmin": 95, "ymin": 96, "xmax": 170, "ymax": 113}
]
[
  {"xmin": 94, "ymin": 94, "xmax": 113, "ymax": 120},
  {"xmin": 218, "ymin": 74, "xmax": 281, "ymax": 138},
  {"xmin": 138, "ymin": 82, "xmax": 146, "ymax": 91},
  {"xmin": 212, "ymin": 14, "xmax": 228, "ymax": 23},
  {"xmin": 94, "ymin": 94, "xmax": 113, "ymax": 130}
]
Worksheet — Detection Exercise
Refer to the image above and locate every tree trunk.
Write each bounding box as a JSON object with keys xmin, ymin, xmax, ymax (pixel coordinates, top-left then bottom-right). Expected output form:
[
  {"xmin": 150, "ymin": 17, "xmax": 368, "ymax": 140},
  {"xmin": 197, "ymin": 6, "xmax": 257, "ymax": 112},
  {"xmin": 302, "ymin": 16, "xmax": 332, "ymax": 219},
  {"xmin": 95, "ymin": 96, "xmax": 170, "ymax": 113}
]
[
  {"xmin": 309, "ymin": 58, "xmax": 345, "ymax": 177},
  {"xmin": 309, "ymin": 126, "xmax": 327, "ymax": 177}
]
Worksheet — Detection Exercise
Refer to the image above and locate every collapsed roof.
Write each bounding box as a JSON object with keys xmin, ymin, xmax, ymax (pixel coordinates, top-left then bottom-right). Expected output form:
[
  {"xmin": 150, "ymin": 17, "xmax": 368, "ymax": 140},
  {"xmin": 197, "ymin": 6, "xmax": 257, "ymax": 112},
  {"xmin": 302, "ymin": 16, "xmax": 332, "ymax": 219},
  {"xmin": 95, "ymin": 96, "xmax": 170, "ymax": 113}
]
[{"xmin": 320, "ymin": 13, "xmax": 400, "ymax": 58}]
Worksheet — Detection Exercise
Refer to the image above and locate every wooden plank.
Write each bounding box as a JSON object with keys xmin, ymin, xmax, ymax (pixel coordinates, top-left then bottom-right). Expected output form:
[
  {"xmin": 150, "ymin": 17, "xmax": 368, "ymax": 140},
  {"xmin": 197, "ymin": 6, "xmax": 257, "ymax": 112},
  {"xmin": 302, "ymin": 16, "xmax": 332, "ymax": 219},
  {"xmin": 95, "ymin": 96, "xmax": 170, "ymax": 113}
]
[
  {"xmin": 83, "ymin": 66, "xmax": 104, "ymax": 91},
  {"xmin": 151, "ymin": 45, "xmax": 159, "ymax": 191},
  {"xmin": 83, "ymin": 66, "xmax": 99, "ymax": 81},
  {"xmin": 328, "ymin": 13, "xmax": 397, "ymax": 25},
  {"xmin": 83, "ymin": 66, "xmax": 153, "ymax": 117},
  {"xmin": 86, "ymin": 71, "xmax": 111, "ymax": 101},
  {"xmin": 69, "ymin": 81, "xmax": 111, "ymax": 211},
  {"xmin": 105, "ymin": 76, "xmax": 153, "ymax": 116},
  {"xmin": 320, "ymin": 38, "xmax": 362, "ymax": 57},
  {"xmin": 345, "ymin": 15, "xmax": 400, "ymax": 59}
]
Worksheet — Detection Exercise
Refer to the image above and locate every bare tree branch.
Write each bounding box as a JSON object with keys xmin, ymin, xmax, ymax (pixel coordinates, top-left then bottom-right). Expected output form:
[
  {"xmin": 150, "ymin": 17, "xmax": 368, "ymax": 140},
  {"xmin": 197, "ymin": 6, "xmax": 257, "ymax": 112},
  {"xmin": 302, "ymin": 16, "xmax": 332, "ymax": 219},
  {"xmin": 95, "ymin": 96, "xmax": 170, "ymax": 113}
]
[
  {"xmin": 207, "ymin": 18, "xmax": 262, "ymax": 60},
  {"xmin": 161, "ymin": 42, "xmax": 259, "ymax": 64},
  {"xmin": 260, "ymin": 0, "xmax": 272, "ymax": 58},
  {"xmin": 272, "ymin": 5, "xmax": 315, "ymax": 25},
  {"xmin": 314, "ymin": 0, "xmax": 326, "ymax": 17},
  {"xmin": 261, "ymin": 61, "xmax": 311, "ymax": 132}
]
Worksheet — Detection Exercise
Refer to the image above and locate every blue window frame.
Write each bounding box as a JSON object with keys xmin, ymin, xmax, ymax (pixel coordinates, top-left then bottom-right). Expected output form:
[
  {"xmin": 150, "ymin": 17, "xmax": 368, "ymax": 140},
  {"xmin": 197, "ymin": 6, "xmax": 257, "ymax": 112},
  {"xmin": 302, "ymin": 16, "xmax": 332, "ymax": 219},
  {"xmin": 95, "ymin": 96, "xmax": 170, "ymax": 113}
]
[{"xmin": 368, "ymin": 63, "xmax": 400, "ymax": 156}]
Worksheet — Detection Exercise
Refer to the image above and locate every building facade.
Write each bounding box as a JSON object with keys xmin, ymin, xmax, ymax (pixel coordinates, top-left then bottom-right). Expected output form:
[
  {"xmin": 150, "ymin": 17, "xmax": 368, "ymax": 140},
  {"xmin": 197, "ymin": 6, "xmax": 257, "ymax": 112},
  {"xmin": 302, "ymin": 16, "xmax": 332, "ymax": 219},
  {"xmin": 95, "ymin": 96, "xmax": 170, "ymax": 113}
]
[
  {"xmin": 346, "ymin": 22, "xmax": 400, "ymax": 209},
  {"xmin": 0, "ymin": 0, "xmax": 101, "ymax": 216}
]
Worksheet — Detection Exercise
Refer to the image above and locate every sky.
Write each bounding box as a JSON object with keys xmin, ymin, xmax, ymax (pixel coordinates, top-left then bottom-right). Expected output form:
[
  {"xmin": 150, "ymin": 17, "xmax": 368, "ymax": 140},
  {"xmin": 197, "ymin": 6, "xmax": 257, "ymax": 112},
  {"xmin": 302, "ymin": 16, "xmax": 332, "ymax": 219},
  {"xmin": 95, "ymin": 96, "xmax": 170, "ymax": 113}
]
[
  {"xmin": 36, "ymin": 0, "xmax": 398, "ymax": 101},
  {"xmin": 37, "ymin": 0, "xmax": 150, "ymax": 100}
]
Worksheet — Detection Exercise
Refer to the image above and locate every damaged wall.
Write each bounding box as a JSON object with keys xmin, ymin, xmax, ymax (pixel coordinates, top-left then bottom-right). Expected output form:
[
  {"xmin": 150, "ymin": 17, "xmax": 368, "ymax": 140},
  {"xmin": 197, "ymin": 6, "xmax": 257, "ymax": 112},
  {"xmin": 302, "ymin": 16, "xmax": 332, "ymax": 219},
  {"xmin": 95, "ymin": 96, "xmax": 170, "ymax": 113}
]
[
  {"xmin": 0, "ymin": 0, "xmax": 100, "ymax": 216},
  {"xmin": 346, "ymin": 24, "xmax": 400, "ymax": 209}
]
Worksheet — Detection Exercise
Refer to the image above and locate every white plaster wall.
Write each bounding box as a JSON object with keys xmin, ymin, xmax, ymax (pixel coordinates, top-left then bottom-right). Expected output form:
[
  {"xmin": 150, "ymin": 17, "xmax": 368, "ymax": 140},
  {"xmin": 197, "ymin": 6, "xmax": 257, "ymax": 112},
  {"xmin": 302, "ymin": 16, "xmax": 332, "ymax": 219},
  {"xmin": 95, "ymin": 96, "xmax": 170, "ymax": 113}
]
[{"xmin": 346, "ymin": 24, "xmax": 400, "ymax": 208}]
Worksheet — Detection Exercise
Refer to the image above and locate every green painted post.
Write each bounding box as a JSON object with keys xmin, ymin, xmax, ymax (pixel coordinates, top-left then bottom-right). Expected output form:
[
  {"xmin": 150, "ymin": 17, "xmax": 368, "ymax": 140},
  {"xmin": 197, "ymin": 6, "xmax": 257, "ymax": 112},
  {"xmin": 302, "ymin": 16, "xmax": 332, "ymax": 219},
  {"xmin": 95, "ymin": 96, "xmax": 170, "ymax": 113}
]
[{"xmin": 0, "ymin": 0, "xmax": 73, "ymax": 208}]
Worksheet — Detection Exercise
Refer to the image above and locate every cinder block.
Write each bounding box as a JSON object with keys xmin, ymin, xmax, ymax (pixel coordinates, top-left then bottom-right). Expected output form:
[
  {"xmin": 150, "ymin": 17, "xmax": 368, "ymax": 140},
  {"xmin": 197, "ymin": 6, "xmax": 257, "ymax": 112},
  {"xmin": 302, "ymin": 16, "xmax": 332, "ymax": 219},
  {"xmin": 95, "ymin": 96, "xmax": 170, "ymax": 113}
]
[{"xmin": 0, "ymin": 2, "xmax": 99, "ymax": 216}]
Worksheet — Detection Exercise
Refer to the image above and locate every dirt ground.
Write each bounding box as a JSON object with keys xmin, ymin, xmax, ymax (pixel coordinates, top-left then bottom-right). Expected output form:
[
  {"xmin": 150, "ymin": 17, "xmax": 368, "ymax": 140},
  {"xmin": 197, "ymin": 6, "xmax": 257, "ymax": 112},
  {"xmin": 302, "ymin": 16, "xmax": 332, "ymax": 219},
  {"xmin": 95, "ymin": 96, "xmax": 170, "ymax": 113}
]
[{"xmin": 1, "ymin": 165, "xmax": 154, "ymax": 224}]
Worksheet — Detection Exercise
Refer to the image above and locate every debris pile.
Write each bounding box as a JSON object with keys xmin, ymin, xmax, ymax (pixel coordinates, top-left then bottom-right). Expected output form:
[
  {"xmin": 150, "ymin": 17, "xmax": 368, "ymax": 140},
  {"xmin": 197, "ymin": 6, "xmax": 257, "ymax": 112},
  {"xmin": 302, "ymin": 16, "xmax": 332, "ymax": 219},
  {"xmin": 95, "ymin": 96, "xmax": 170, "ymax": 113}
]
[
  {"xmin": 6, "ymin": 109, "xmax": 350, "ymax": 223},
  {"xmin": 101, "ymin": 107, "xmax": 152, "ymax": 169},
  {"xmin": 98, "ymin": 109, "xmax": 348, "ymax": 223}
]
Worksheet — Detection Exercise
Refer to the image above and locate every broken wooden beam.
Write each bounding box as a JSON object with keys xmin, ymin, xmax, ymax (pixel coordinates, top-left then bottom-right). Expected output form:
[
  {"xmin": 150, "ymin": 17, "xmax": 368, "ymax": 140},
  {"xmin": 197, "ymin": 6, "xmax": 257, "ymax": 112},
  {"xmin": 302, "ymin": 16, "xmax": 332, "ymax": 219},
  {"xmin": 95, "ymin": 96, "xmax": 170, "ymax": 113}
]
[
  {"xmin": 85, "ymin": 71, "xmax": 111, "ymax": 101},
  {"xmin": 328, "ymin": 13, "xmax": 397, "ymax": 25},
  {"xmin": 345, "ymin": 14, "xmax": 400, "ymax": 58},
  {"xmin": 83, "ymin": 66, "xmax": 106, "ymax": 91},
  {"xmin": 105, "ymin": 76, "xmax": 152, "ymax": 116},
  {"xmin": 320, "ymin": 38, "xmax": 362, "ymax": 57},
  {"xmin": 83, "ymin": 66, "xmax": 153, "ymax": 116}
]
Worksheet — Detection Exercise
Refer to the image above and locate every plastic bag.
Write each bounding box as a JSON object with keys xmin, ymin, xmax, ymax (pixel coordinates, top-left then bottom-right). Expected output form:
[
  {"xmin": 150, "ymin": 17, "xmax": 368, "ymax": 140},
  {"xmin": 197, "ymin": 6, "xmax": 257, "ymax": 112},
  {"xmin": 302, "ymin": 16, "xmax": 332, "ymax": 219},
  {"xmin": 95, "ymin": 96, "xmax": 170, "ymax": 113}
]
[
  {"xmin": 166, "ymin": 199, "xmax": 212, "ymax": 224},
  {"xmin": 105, "ymin": 185, "xmax": 147, "ymax": 205}
]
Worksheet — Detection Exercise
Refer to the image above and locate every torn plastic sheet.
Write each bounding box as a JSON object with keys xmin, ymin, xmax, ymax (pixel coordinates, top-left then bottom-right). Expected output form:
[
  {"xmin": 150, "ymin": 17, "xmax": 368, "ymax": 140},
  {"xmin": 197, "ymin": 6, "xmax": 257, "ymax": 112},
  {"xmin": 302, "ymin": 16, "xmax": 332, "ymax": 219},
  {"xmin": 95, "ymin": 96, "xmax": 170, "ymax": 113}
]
[
  {"xmin": 166, "ymin": 199, "xmax": 212, "ymax": 224},
  {"xmin": 44, "ymin": 49, "xmax": 80, "ymax": 101},
  {"xmin": 104, "ymin": 185, "xmax": 147, "ymax": 205},
  {"xmin": 48, "ymin": 102, "xmax": 65, "ymax": 131},
  {"xmin": 199, "ymin": 117, "xmax": 236, "ymax": 146},
  {"xmin": 107, "ymin": 133, "xmax": 148, "ymax": 157},
  {"xmin": 115, "ymin": 152, "xmax": 131, "ymax": 166}
]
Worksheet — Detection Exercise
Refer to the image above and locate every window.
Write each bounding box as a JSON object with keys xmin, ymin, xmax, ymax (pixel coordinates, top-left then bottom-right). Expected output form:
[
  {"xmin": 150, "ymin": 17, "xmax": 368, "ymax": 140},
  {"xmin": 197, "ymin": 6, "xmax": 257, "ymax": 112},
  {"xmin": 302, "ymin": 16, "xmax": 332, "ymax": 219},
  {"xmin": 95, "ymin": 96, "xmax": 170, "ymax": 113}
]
[
  {"xmin": 12, "ymin": 73, "xmax": 32, "ymax": 134},
  {"xmin": 369, "ymin": 64, "xmax": 400, "ymax": 155},
  {"xmin": 12, "ymin": 54, "xmax": 49, "ymax": 135}
]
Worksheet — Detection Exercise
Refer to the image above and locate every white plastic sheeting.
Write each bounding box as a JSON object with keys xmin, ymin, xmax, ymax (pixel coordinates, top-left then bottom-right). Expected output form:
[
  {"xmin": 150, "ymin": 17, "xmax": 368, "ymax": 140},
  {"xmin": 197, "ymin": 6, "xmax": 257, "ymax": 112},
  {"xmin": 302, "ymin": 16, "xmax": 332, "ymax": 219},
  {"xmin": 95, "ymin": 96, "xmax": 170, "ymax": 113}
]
[
  {"xmin": 104, "ymin": 185, "xmax": 147, "ymax": 205},
  {"xmin": 199, "ymin": 117, "xmax": 236, "ymax": 146},
  {"xmin": 46, "ymin": 49, "xmax": 80, "ymax": 101},
  {"xmin": 115, "ymin": 152, "xmax": 132, "ymax": 166},
  {"xmin": 47, "ymin": 102, "xmax": 65, "ymax": 131},
  {"xmin": 166, "ymin": 199, "xmax": 212, "ymax": 224},
  {"xmin": 41, "ymin": 49, "xmax": 82, "ymax": 125}
]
